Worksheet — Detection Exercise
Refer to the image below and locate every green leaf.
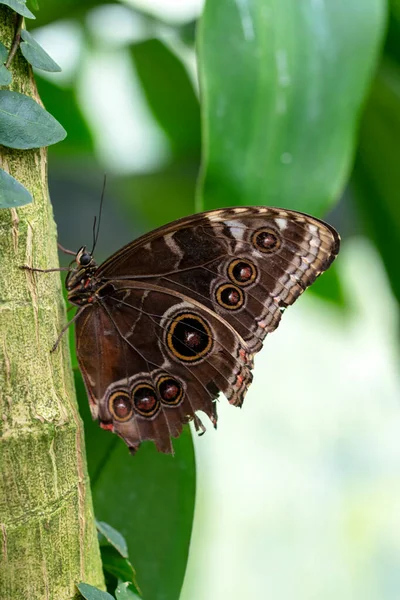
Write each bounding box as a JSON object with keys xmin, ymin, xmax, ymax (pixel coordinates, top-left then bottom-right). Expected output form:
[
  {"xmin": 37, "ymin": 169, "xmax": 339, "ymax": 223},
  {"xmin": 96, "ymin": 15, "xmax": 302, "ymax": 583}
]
[
  {"xmin": 20, "ymin": 29, "xmax": 61, "ymax": 72},
  {"xmin": 0, "ymin": 65, "xmax": 11, "ymax": 86},
  {"xmin": 77, "ymin": 582, "xmax": 114, "ymax": 600},
  {"xmin": 0, "ymin": 0, "xmax": 35, "ymax": 19},
  {"xmin": 197, "ymin": 0, "xmax": 387, "ymax": 215},
  {"xmin": 352, "ymin": 59, "xmax": 400, "ymax": 304},
  {"xmin": 75, "ymin": 370, "xmax": 196, "ymax": 600},
  {"xmin": 0, "ymin": 168, "xmax": 32, "ymax": 208},
  {"xmin": 115, "ymin": 580, "xmax": 141, "ymax": 600},
  {"xmin": 385, "ymin": 1, "xmax": 400, "ymax": 64},
  {"xmin": 131, "ymin": 38, "xmax": 200, "ymax": 158},
  {"xmin": 0, "ymin": 90, "xmax": 66, "ymax": 149},
  {"xmin": 100, "ymin": 547, "xmax": 138, "ymax": 589},
  {"xmin": 0, "ymin": 41, "xmax": 8, "ymax": 63},
  {"xmin": 97, "ymin": 521, "xmax": 128, "ymax": 559},
  {"xmin": 27, "ymin": 0, "xmax": 39, "ymax": 9}
]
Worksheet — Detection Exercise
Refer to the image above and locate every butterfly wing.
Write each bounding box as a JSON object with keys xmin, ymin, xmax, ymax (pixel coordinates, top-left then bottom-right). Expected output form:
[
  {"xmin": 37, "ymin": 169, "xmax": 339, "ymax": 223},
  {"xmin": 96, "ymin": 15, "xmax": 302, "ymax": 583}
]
[
  {"xmin": 76, "ymin": 207, "xmax": 339, "ymax": 453},
  {"xmin": 97, "ymin": 207, "xmax": 340, "ymax": 352},
  {"xmin": 75, "ymin": 282, "xmax": 252, "ymax": 454}
]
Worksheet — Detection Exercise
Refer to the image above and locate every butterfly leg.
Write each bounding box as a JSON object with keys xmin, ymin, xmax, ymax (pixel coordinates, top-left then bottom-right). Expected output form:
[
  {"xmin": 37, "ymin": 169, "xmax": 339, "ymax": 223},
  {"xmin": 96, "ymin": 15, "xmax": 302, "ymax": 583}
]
[
  {"xmin": 20, "ymin": 265, "xmax": 70, "ymax": 273},
  {"xmin": 50, "ymin": 309, "xmax": 86, "ymax": 353}
]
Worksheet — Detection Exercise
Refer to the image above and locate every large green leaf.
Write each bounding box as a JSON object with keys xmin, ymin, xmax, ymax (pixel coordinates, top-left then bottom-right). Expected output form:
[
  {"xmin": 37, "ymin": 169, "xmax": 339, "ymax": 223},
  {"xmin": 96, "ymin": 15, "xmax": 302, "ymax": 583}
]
[
  {"xmin": 0, "ymin": 167, "xmax": 32, "ymax": 208},
  {"xmin": 131, "ymin": 38, "xmax": 200, "ymax": 158},
  {"xmin": 197, "ymin": 0, "xmax": 387, "ymax": 215},
  {"xmin": 75, "ymin": 370, "xmax": 196, "ymax": 600},
  {"xmin": 351, "ymin": 59, "xmax": 400, "ymax": 304},
  {"xmin": 0, "ymin": 90, "xmax": 66, "ymax": 149}
]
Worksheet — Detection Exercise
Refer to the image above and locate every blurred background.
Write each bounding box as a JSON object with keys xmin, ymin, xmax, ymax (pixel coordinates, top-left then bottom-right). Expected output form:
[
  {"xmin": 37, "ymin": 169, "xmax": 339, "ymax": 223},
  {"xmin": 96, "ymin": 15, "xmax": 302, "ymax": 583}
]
[{"xmin": 28, "ymin": 0, "xmax": 400, "ymax": 598}]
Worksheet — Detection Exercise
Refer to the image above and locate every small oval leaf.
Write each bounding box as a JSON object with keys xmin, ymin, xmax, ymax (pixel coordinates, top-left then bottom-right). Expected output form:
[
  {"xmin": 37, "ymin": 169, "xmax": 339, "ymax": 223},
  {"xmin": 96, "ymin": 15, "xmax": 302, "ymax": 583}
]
[
  {"xmin": 115, "ymin": 581, "xmax": 141, "ymax": 600},
  {"xmin": 0, "ymin": 90, "xmax": 66, "ymax": 149},
  {"xmin": 0, "ymin": 41, "xmax": 8, "ymax": 63},
  {"xmin": 100, "ymin": 546, "xmax": 139, "ymax": 589},
  {"xmin": 20, "ymin": 29, "xmax": 61, "ymax": 72},
  {"xmin": 0, "ymin": 0, "xmax": 35, "ymax": 19},
  {"xmin": 0, "ymin": 65, "xmax": 11, "ymax": 86},
  {"xmin": 0, "ymin": 168, "xmax": 32, "ymax": 208},
  {"xmin": 77, "ymin": 583, "xmax": 114, "ymax": 600},
  {"xmin": 96, "ymin": 520, "xmax": 128, "ymax": 558}
]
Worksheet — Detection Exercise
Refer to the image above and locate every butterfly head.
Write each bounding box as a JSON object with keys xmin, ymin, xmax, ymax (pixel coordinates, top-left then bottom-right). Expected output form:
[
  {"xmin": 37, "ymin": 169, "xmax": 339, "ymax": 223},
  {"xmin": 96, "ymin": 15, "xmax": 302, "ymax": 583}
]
[{"xmin": 76, "ymin": 246, "xmax": 95, "ymax": 267}]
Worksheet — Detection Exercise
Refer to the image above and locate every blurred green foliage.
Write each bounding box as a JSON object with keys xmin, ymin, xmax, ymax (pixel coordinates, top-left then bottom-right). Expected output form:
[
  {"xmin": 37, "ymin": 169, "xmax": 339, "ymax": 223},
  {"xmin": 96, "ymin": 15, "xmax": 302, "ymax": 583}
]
[
  {"xmin": 197, "ymin": 0, "xmax": 386, "ymax": 215},
  {"xmin": 352, "ymin": 60, "xmax": 400, "ymax": 304},
  {"xmin": 24, "ymin": 0, "xmax": 400, "ymax": 598},
  {"xmin": 37, "ymin": 77, "xmax": 94, "ymax": 155},
  {"xmin": 131, "ymin": 38, "xmax": 200, "ymax": 159}
]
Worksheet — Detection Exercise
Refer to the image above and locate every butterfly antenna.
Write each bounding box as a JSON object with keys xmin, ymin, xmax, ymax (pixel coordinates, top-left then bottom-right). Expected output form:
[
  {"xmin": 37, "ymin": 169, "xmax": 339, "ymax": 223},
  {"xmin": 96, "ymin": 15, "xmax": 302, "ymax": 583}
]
[{"xmin": 91, "ymin": 174, "xmax": 107, "ymax": 255}]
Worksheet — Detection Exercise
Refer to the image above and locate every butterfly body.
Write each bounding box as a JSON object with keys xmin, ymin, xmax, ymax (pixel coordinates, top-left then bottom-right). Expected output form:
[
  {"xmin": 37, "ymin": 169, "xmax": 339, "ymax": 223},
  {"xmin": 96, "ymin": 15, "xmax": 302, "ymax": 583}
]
[
  {"xmin": 67, "ymin": 207, "xmax": 340, "ymax": 455},
  {"xmin": 65, "ymin": 247, "xmax": 99, "ymax": 306}
]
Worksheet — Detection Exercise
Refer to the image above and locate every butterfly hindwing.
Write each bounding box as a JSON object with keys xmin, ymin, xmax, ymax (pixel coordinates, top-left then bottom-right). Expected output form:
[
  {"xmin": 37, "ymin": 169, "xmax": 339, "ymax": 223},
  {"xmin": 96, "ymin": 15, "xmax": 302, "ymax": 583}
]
[{"xmin": 76, "ymin": 281, "xmax": 252, "ymax": 453}]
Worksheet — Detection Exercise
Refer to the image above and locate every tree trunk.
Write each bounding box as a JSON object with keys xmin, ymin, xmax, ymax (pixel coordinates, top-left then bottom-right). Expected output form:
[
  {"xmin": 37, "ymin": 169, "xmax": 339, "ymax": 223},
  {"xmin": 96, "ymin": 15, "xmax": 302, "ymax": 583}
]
[{"xmin": 0, "ymin": 7, "xmax": 104, "ymax": 599}]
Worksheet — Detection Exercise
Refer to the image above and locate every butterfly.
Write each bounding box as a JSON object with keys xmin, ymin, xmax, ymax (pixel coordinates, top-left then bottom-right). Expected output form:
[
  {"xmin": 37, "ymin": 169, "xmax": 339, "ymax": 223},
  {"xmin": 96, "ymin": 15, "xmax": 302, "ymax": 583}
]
[{"xmin": 52, "ymin": 207, "xmax": 340, "ymax": 455}]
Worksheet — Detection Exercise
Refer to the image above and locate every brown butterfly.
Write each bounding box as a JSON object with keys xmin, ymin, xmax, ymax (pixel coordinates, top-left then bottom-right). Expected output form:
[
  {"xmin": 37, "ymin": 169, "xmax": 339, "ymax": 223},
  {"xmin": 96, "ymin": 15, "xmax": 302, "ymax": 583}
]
[{"xmin": 33, "ymin": 207, "xmax": 340, "ymax": 455}]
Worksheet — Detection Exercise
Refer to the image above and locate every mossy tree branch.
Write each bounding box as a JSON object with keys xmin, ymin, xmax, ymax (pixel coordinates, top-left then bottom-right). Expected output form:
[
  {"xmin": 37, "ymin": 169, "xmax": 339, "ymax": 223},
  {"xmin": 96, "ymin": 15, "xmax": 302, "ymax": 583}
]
[{"xmin": 0, "ymin": 7, "xmax": 104, "ymax": 599}]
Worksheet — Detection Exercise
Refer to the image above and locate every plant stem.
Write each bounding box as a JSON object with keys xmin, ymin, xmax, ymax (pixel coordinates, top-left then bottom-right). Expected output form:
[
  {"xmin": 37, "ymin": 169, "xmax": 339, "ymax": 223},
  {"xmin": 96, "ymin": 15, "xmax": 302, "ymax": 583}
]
[
  {"xmin": 5, "ymin": 13, "xmax": 22, "ymax": 69},
  {"xmin": 0, "ymin": 6, "xmax": 105, "ymax": 599}
]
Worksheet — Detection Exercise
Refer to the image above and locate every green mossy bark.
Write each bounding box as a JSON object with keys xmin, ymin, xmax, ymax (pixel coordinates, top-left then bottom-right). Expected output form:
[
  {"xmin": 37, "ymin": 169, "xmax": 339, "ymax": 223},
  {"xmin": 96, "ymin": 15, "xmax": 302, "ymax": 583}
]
[{"xmin": 0, "ymin": 7, "xmax": 105, "ymax": 599}]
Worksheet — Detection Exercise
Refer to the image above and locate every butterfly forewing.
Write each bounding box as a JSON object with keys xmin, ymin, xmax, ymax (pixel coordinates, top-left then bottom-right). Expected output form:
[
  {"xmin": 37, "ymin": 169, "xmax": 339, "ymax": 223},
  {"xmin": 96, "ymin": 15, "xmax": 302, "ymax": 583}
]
[{"xmin": 73, "ymin": 207, "xmax": 340, "ymax": 454}]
